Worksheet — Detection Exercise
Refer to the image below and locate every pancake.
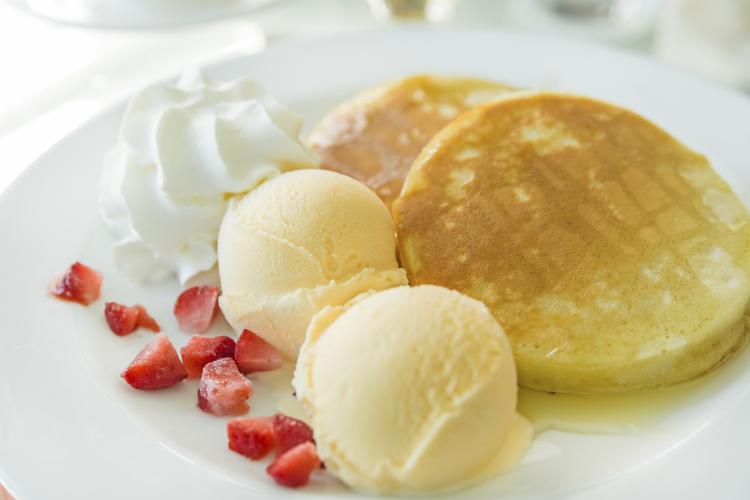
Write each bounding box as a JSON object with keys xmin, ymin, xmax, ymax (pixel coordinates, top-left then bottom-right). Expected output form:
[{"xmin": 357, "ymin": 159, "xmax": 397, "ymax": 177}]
[
  {"xmin": 392, "ymin": 92, "xmax": 750, "ymax": 394},
  {"xmin": 307, "ymin": 75, "xmax": 514, "ymax": 206}
]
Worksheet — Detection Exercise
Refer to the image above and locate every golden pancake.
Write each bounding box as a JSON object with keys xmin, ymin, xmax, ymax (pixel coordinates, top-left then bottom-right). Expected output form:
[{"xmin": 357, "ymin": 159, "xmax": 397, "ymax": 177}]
[
  {"xmin": 393, "ymin": 92, "xmax": 750, "ymax": 394},
  {"xmin": 308, "ymin": 75, "xmax": 514, "ymax": 206}
]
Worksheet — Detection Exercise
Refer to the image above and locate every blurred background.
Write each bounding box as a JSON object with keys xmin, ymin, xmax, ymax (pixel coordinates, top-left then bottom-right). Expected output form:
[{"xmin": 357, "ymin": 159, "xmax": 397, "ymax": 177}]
[
  {"xmin": 0, "ymin": 0, "xmax": 748, "ymax": 497},
  {"xmin": 0, "ymin": 0, "xmax": 749, "ymax": 198}
]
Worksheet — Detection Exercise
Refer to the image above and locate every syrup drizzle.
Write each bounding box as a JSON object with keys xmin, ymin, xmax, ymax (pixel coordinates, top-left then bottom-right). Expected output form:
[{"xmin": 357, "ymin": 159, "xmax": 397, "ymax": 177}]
[{"xmin": 518, "ymin": 367, "xmax": 724, "ymax": 435}]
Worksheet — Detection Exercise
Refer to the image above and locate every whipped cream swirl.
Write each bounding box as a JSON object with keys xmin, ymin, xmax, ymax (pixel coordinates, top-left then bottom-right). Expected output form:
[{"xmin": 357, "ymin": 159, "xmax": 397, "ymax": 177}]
[{"xmin": 99, "ymin": 70, "xmax": 318, "ymax": 284}]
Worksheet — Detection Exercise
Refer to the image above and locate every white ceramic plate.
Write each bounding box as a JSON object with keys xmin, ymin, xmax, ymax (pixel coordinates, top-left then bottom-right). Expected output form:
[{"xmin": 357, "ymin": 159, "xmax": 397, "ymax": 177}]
[
  {"xmin": 1, "ymin": 28, "xmax": 750, "ymax": 500},
  {"xmin": 8, "ymin": 0, "xmax": 280, "ymax": 29}
]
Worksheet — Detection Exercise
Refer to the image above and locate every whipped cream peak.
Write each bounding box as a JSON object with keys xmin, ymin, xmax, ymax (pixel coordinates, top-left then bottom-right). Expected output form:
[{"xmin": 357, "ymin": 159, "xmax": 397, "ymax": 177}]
[{"xmin": 100, "ymin": 69, "xmax": 319, "ymax": 284}]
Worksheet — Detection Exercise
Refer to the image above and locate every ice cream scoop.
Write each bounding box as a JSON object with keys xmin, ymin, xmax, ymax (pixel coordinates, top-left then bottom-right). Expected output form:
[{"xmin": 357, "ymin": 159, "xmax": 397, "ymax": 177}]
[
  {"xmin": 218, "ymin": 169, "xmax": 407, "ymax": 358},
  {"xmin": 99, "ymin": 69, "xmax": 317, "ymax": 284},
  {"xmin": 294, "ymin": 285, "xmax": 531, "ymax": 494}
]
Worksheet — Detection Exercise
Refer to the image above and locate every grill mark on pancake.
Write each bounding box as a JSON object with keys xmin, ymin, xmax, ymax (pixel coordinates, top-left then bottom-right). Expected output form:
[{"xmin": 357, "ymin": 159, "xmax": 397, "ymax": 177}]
[
  {"xmin": 576, "ymin": 205, "xmax": 636, "ymax": 256},
  {"xmin": 622, "ymin": 167, "xmax": 670, "ymax": 212}
]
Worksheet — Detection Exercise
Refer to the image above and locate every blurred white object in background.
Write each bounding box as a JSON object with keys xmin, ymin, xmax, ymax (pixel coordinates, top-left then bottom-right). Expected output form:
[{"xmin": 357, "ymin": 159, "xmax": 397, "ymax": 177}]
[
  {"xmin": 656, "ymin": 0, "xmax": 750, "ymax": 91},
  {"xmin": 8, "ymin": 0, "xmax": 279, "ymax": 28},
  {"xmin": 509, "ymin": 0, "xmax": 662, "ymax": 45}
]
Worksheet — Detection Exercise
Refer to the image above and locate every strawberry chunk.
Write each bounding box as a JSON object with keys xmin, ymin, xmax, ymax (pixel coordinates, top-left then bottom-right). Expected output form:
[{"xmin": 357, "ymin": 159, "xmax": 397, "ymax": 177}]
[
  {"xmin": 198, "ymin": 358, "xmax": 252, "ymax": 416},
  {"xmin": 173, "ymin": 285, "xmax": 219, "ymax": 333},
  {"xmin": 181, "ymin": 335, "xmax": 236, "ymax": 379},
  {"xmin": 135, "ymin": 305, "xmax": 161, "ymax": 332},
  {"xmin": 235, "ymin": 330, "xmax": 284, "ymax": 374},
  {"xmin": 227, "ymin": 417, "xmax": 277, "ymax": 460},
  {"xmin": 267, "ymin": 442, "xmax": 320, "ymax": 488},
  {"xmin": 121, "ymin": 333, "xmax": 187, "ymax": 390},
  {"xmin": 105, "ymin": 302, "xmax": 160, "ymax": 336},
  {"xmin": 273, "ymin": 413, "xmax": 314, "ymax": 456},
  {"xmin": 50, "ymin": 262, "xmax": 102, "ymax": 306},
  {"xmin": 105, "ymin": 302, "xmax": 138, "ymax": 336}
]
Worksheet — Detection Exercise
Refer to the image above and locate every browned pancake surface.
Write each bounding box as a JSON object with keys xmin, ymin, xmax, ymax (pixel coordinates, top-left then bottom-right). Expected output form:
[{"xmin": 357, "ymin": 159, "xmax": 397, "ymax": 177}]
[{"xmin": 308, "ymin": 75, "xmax": 513, "ymax": 206}]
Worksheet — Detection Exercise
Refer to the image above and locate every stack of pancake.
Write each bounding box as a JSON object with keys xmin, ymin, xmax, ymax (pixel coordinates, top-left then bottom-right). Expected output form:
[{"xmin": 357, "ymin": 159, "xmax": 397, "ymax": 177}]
[{"xmin": 309, "ymin": 76, "xmax": 750, "ymax": 394}]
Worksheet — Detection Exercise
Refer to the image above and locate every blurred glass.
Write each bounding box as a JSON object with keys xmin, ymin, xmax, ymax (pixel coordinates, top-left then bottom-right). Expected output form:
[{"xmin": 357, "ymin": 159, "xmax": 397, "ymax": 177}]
[
  {"xmin": 540, "ymin": 0, "xmax": 654, "ymax": 24},
  {"xmin": 656, "ymin": 0, "xmax": 750, "ymax": 92},
  {"xmin": 509, "ymin": 0, "xmax": 661, "ymax": 44},
  {"xmin": 367, "ymin": 0, "xmax": 456, "ymax": 22}
]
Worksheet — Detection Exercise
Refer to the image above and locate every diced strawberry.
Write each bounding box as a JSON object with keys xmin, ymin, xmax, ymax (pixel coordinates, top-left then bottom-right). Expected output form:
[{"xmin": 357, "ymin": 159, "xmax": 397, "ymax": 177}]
[
  {"xmin": 121, "ymin": 333, "xmax": 187, "ymax": 390},
  {"xmin": 227, "ymin": 417, "xmax": 277, "ymax": 460},
  {"xmin": 235, "ymin": 330, "xmax": 284, "ymax": 374},
  {"xmin": 267, "ymin": 442, "xmax": 320, "ymax": 488},
  {"xmin": 198, "ymin": 358, "xmax": 253, "ymax": 416},
  {"xmin": 105, "ymin": 302, "xmax": 160, "ymax": 336},
  {"xmin": 105, "ymin": 302, "xmax": 138, "ymax": 336},
  {"xmin": 173, "ymin": 285, "xmax": 220, "ymax": 333},
  {"xmin": 273, "ymin": 413, "xmax": 314, "ymax": 456},
  {"xmin": 181, "ymin": 335, "xmax": 236, "ymax": 379},
  {"xmin": 50, "ymin": 262, "xmax": 102, "ymax": 306},
  {"xmin": 135, "ymin": 305, "xmax": 161, "ymax": 332}
]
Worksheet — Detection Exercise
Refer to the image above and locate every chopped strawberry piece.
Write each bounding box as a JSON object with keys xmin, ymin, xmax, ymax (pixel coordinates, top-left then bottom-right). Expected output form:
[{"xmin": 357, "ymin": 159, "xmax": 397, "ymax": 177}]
[
  {"xmin": 121, "ymin": 333, "xmax": 187, "ymax": 390},
  {"xmin": 181, "ymin": 335, "xmax": 236, "ymax": 379},
  {"xmin": 227, "ymin": 417, "xmax": 277, "ymax": 460},
  {"xmin": 135, "ymin": 305, "xmax": 161, "ymax": 332},
  {"xmin": 235, "ymin": 330, "xmax": 284, "ymax": 374},
  {"xmin": 267, "ymin": 442, "xmax": 320, "ymax": 488},
  {"xmin": 105, "ymin": 303, "xmax": 160, "ymax": 336},
  {"xmin": 173, "ymin": 285, "xmax": 220, "ymax": 333},
  {"xmin": 50, "ymin": 262, "xmax": 102, "ymax": 306},
  {"xmin": 105, "ymin": 302, "xmax": 138, "ymax": 336},
  {"xmin": 198, "ymin": 358, "xmax": 253, "ymax": 416},
  {"xmin": 273, "ymin": 413, "xmax": 314, "ymax": 456}
]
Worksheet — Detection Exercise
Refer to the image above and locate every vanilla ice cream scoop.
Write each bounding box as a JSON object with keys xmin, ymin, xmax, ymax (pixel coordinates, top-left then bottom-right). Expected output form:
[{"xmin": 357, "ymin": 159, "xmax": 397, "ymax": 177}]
[
  {"xmin": 218, "ymin": 169, "xmax": 407, "ymax": 358},
  {"xmin": 294, "ymin": 285, "xmax": 531, "ymax": 494}
]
